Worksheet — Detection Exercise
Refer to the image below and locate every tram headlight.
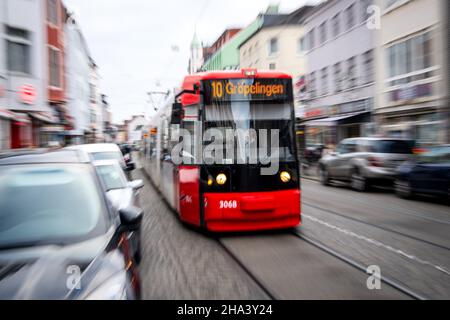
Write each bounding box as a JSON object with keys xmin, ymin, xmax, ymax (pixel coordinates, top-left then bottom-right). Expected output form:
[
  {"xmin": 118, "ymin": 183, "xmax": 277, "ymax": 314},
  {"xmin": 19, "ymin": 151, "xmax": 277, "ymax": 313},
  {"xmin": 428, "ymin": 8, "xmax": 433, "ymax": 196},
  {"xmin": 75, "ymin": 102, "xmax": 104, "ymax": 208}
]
[
  {"xmin": 207, "ymin": 176, "xmax": 214, "ymax": 186},
  {"xmin": 280, "ymin": 171, "xmax": 291, "ymax": 183},
  {"xmin": 216, "ymin": 173, "xmax": 227, "ymax": 185}
]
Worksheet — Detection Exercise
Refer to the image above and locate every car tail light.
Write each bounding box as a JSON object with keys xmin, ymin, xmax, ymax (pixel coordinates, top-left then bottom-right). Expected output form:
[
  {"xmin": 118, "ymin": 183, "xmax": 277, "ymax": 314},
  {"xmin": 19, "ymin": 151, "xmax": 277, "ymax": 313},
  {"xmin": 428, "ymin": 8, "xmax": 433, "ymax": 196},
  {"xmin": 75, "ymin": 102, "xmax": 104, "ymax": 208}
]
[{"xmin": 368, "ymin": 156, "xmax": 383, "ymax": 167}]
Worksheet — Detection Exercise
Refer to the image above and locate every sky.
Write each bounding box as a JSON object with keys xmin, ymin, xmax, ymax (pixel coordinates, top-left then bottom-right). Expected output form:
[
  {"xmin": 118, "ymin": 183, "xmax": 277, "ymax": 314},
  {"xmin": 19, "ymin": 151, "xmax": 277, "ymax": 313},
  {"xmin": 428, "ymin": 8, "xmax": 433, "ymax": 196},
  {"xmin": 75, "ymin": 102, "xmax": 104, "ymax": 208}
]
[{"xmin": 63, "ymin": 0, "xmax": 321, "ymax": 124}]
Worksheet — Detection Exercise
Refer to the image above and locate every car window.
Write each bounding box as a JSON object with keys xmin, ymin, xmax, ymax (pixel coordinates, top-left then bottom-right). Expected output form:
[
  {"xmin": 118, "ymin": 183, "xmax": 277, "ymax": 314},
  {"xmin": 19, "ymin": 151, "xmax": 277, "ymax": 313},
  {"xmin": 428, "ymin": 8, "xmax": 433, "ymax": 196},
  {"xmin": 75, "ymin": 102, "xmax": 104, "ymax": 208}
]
[
  {"xmin": 419, "ymin": 146, "xmax": 450, "ymax": 164},
  {"xmin": 337, "ymin": 141, "xmax": 357, "ymax": 154},
  {"xmin": 0, "ymin": 164, "xmax": 107, "ymax": 249},
  {"xmin": 96, "ymin": 164, "xmax": 128, "ymax": 190},
  {"xmin": 336, "ymin": 141, "xmax": 349, "ymax": 154},
  {"xmin": 346, "ymin": 141, "xmax": 358, "ymax": 153},
  {"xmin": 91, "ymin": 151, "xmax": 125, "ymax": 166},
  {"xmin": 371, "ymin": 140, "xmax": 413, "ymax": 154}
]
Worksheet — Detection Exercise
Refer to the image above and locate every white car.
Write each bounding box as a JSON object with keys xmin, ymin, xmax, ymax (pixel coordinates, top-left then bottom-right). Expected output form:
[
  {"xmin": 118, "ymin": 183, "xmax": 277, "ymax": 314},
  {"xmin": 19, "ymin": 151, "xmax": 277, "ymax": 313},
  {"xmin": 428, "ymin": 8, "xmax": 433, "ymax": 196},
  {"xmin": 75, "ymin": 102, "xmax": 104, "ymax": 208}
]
[
  {"xmin": 66, "ymin": 143, "xmax": 135, "ymax": 174},
  {"xmin": 93, "ymin": 159, "xmax": 144, "ymax": 263}
]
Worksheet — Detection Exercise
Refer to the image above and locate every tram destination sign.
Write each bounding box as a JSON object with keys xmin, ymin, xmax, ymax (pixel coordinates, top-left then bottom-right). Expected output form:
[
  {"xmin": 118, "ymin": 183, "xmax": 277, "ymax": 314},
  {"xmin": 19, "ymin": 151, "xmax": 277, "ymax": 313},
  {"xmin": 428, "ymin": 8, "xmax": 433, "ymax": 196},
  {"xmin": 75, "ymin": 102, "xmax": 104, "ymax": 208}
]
[{"xmin": 204, "ymin": 78, "xmax": 291, "ymax": 103}]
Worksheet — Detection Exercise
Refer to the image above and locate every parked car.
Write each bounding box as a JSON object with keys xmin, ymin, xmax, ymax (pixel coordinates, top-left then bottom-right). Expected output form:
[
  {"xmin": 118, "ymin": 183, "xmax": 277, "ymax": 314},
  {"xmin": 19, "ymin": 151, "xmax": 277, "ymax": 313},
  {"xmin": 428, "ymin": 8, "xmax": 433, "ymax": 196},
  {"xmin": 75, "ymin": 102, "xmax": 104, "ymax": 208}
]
[
  {"xmin": 94, "ymin": 160, "xmax": 144, "ymax": 263},
  {"xmin": 304, "ymin": 144, "xmax": 325, "ymax": 164},
  {"xmin": 0, "ymin": 149, "xmax": 142, "ymax": 299},
  {"xmin": 319, "ymin": 138, "xmax": 414, "ymax": 191},
  {"xmin": 66, "ymin": 144, "xmax": 136, "ymax": 176},
  {"xmin": 395, "ymin": 145, "xmax": 450, "ymax": 199}
]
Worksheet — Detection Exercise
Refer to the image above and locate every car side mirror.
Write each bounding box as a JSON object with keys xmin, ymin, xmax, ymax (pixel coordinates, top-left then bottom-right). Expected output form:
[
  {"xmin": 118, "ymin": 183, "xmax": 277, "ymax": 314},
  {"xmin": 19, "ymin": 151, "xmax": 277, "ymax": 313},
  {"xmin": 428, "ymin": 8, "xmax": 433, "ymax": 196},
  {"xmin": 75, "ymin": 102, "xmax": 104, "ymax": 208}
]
[
  {"xmin": 129, "ymin": 179, "xmax": 144, "ymax": 190},
  {"xmin": 119, "ymin": 206, "xmax": 143, "ymax": 232},
  {"xmin": 171, "ymin": 102, "xmax": 183, "ymax": 125},
  {"xmin": 126, "ymin": 161, "xmax": 136, "ymax": 171}
]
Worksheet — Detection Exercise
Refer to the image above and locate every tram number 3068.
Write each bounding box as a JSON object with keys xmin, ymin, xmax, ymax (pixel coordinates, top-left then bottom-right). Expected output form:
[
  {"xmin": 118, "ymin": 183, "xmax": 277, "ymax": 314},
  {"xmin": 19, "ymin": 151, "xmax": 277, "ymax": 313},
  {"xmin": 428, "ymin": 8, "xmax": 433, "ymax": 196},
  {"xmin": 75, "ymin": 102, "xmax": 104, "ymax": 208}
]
[{"xmin": 219, "ymin": 200, "xmax": 238, "ymax": 209}]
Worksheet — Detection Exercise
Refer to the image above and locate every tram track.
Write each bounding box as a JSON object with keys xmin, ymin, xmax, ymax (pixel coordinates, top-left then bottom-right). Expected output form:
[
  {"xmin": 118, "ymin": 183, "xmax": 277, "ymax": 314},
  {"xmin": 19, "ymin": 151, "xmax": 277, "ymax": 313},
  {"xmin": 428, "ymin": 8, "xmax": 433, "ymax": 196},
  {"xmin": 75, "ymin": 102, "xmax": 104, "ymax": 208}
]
[
  {"xmin": 292, "ymin": 231, "xmax": 427, "ymax": 300},
  {"xmin": 218, "ymin": 230, "xmax": 414, "ymax": 300},
  {"xmin": 216, "ymin": 238, "xmax": 280, "ymax": 300},
  {"xmin": 303, "ymin": 201, "xmax": 450, "ymax": 252}
]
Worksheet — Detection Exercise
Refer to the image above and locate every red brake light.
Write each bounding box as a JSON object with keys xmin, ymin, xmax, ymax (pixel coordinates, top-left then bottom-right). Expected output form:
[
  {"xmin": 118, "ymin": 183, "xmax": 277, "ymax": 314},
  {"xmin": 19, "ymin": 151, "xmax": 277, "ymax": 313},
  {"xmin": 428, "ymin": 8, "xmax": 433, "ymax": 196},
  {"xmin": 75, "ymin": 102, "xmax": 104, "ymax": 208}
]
[{"xmin": 368, "ymin": 156, "xmax": 383, "ymax": 167}]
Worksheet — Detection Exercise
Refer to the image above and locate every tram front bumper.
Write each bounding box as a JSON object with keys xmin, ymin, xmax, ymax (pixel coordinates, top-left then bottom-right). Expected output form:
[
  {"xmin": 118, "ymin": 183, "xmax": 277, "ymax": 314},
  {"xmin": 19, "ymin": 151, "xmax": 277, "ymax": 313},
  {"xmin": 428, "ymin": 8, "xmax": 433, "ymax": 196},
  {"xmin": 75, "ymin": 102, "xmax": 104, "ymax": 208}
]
[{"xmin": 203, "ymin": 189, "xmax": 301, "ymax": 232}]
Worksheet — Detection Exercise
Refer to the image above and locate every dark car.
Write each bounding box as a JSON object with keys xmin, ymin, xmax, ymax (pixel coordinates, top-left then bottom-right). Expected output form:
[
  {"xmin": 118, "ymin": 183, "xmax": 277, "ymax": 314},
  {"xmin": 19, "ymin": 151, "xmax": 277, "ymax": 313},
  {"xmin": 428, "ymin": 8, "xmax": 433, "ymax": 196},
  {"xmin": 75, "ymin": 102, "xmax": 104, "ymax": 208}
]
[
  {"xmin": 395, "ymin": 145, "xmax": 450, "ymax": 199},
  {"xmin": 0, "ymin": 150, "xmax": 142, "ymax": 300}
]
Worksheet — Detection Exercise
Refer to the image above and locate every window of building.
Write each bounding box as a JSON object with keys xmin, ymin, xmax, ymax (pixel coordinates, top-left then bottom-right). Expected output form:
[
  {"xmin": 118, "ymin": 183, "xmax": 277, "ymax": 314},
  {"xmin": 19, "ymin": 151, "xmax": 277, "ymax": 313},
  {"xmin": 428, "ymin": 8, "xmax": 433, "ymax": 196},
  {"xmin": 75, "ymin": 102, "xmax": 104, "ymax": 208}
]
[
  {"xmin": 362, "ymin": 50, "xmax": 374, "ymax": 84},
  {"xmin": 269, "ymin": 63, "xmax": 276, "ymax": 70},
  {"xmin": 6, "ymin": 27, "xmax": 31, "ymax": 74},
  {"xmin": 319, "ymin": 21, "xmax": 327, "ymax": 44},
  {"xmin": 361, "ymin": 0, "xmax": 373, "ymax": 22},
  {"xmin": 332, "ymin": 13, "xmax": 340, "ymax": 38},
  {"xmin": 334, "ymin": 62, "xmax": 342, "ymax": 93},
  {"xmin": 298, "ymin": 37, "xmax": 306, "ymax": 54},
  {"xmin": 347, "ymin": 56, "xmax": 357, "ymax": 89},
  {"xmin": 48, "ymin": 0, "xmax": 59, "ymax": 25},
  {"xmin": 345, "ymin": 4, "xmax": 355, "ymax": 30},
  {"xmin": 385, "ymin": 0, "xmax": 407, "ymax": 9},
  {"xmin": 386, "ymin": 31, "xmax": 433, "ymax": 85},
  {"xmin": 321, "ymin": 67, "xmax": 328, "ymax": 96},
  {"xmin": 308, "ymin": 28, "xmax": 315, "ymax": 50},
  {"xmin": 309, "ymin": 72, "xmax": 317, "ymax": 98},
  {"xmin": 90, "ymin": 83, "xmax": 96, "ymax": 102},
  {"xmin": 268, "ymin": 38, "xmax": 278, "ymax": 56},
  {"xmin": 49, "ymin": 48, "xmax": 61, "ymax": 87}
]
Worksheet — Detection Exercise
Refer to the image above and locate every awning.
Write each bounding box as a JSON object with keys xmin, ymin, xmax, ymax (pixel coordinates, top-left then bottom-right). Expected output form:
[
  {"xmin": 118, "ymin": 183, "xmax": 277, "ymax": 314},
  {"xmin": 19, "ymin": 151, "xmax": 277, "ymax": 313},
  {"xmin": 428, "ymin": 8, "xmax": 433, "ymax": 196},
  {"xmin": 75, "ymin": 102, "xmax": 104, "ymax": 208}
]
[
  {"xmin": 6, "ymin": 111, "xmax": 31, "ymax": 124},
  {"xmin": 0, "ymin": 108, "xmax": 15, "ymax": 120},
  {"xmin": 29, "ymin": 111, "xmax": 59, "ymax": 124},
  {"xmin": 40, "ymin": 126, "xmax": 66, "ymax": 133},
  {"xmin": 303, "ymin": 111, "xmax": 370, "ymax": 127}
]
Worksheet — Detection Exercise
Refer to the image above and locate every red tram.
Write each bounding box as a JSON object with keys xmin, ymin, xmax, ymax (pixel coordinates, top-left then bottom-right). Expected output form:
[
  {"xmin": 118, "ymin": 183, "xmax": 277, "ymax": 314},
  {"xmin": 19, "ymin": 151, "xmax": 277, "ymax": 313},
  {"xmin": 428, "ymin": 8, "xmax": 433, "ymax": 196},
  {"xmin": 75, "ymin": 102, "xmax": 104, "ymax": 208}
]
[{"xmin": 142, "ymin": 69, "xmax": 301, "ymax": 232}]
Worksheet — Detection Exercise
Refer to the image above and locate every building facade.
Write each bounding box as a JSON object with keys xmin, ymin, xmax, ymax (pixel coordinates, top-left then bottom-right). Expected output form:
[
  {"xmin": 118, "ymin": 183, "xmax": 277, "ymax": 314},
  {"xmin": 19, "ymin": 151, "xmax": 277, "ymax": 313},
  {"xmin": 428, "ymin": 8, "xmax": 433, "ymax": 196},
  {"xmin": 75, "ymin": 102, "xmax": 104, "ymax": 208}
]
[
  {"xmin": 101, "ymin": 94, "xmax": 114, "ymax": 142},
  {"xmin": 0, "ymin": 0, "xmax": 51, "ymax": 149},
  {"xmin": 301, "ymin": 0, "xmax": 376, "ymax": 148},
  {"xmin": 202, "ymin": 19, "xmax": 262, "ymax": 71},
  {"xmin": 127, "ymin": 115, "xmax": 147, "ymax": 144},
  {"xmin": 87, "ymin": 59, "xmax": 103, "ymax": 143},
  {"xmin": 238, "ymin": 6, "xmax": 313, "ymax": 116},
  {"xmin": 65, "ymin": 14, "xmax": 92, "ymax": 144},
  {"xmin": 43, "ymin": 0, "xmax": 70, "ymax": 147},
  {"xmin": 203, "ymin": 28, "xmax": 241, "ymax": 63},
  {"xmin": 374, "ymin": 0, "xmax": 449, "ymax": 146}
]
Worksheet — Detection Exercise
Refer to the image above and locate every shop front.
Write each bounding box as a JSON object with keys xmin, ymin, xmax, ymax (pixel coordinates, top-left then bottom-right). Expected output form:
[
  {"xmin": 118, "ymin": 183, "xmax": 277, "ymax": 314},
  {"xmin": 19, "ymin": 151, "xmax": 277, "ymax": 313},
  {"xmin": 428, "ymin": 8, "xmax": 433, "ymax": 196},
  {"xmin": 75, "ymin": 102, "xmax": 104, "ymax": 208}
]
[
  {"xmin": 10, "ymin": 113, "xmax": 32, "ymax": 149},
  {"xmin": 301, "ymin": 98, "xmax": 374, "ymax": 150},
  {"xmin": 379, "ymin": 108, "xmax": 444, "ymax": 147}
]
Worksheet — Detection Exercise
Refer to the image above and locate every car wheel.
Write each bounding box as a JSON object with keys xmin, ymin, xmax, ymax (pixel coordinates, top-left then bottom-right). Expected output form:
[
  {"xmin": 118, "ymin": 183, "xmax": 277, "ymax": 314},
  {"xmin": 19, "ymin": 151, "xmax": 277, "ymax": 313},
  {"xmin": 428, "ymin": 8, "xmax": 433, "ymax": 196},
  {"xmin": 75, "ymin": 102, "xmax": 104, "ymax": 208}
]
[
  {"xmin": 395, "ymin": 179, "xmax": 413, "ymax": 199},
  {"xmin": 319, "ymin": 166, "xmax": 330, "ymax": 186},
  {"xmin": 351, "ymin": 169, "xmax": 368, "ymax": 192}
]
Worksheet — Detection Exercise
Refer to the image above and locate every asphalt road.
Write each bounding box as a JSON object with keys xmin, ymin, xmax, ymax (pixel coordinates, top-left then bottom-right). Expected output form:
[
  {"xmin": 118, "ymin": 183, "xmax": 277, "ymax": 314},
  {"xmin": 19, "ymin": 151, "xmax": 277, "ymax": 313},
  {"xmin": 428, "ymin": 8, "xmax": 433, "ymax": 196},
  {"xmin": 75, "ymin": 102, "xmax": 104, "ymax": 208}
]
[
  {"xmin": 299, "ymin": 179, "xmax": 450, "ymax": 299},
  {"xmin": 132, "ymin": 155, "xmax": 449, "ymax": 299}
]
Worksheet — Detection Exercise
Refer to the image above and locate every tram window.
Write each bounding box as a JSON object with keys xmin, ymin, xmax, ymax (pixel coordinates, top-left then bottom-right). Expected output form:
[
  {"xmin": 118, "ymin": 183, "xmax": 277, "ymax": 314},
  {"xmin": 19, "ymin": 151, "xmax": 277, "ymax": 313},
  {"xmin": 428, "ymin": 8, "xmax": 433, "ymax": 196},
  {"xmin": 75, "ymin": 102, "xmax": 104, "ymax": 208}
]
[{"xmin": 203, "ymin": 101, "xmax": 295, "ymax": 163}]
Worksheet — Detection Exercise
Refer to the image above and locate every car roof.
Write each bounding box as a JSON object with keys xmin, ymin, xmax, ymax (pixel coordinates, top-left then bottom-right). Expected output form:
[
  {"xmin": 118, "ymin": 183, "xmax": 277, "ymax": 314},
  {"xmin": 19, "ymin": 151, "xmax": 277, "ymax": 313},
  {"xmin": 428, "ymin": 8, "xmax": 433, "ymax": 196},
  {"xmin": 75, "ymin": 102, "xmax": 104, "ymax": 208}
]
[
  {"xmin": 66, "ymin": 143, "xmax": 121, "ymax": 153},
  {"xmin": 0, "ymin": 149, "xmax": 91, "ymax": 165}
]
